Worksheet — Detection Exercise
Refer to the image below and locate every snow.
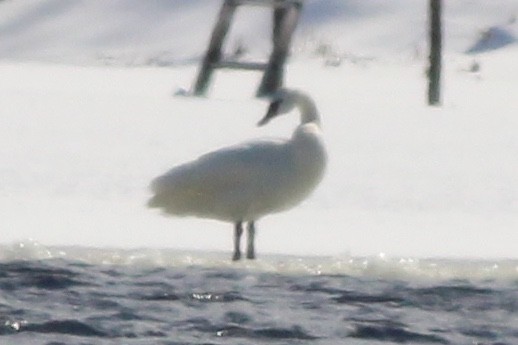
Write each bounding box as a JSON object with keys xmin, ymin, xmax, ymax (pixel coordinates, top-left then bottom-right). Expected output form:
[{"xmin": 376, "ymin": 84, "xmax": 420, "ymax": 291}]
[
  {"xmin": 1, "ymin": 0, "xmax": 517, "ymax": 259},
  {"xmin": 2, "ymin": 0, "xmax": 517, "ymax": 64}
]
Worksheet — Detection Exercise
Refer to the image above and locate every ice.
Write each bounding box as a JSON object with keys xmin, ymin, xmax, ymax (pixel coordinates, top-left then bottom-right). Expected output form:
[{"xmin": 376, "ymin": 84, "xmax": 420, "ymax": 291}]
[{"xmin": 1, "ymin": 1, "xmax": 517, "ymax": 259}]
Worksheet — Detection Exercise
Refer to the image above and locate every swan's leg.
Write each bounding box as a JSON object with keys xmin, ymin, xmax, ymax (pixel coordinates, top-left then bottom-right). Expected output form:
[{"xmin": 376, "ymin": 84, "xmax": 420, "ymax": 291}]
[
  {"xmin": 232, "ymin": 222, "xmax": 243, "ymax": 261},
  {"xmin": 246, "ymin": 221, "xmax": 256, "ymax": 260}
]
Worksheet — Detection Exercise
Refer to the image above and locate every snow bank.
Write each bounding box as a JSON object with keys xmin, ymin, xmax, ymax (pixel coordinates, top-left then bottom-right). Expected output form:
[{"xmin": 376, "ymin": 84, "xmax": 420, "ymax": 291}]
[{"xmin": 1, "ymin": 0, "xmax": 516, "ymax": 65}]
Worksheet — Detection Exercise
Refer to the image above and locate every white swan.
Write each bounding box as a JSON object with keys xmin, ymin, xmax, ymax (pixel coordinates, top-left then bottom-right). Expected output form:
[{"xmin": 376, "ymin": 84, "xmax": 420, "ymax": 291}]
[{"xmin": 148, "ymin": 89, "xmax": 327, "ymax": 261}]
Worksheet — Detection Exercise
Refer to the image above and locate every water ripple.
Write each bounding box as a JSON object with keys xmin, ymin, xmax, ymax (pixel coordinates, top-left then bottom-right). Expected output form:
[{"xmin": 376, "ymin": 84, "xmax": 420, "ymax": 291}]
[
  {"xmin": 334, "ymin": 291, "xmax": 404, "ymax": 304},
  {"xmin": 0, "ymin": 261, "xmax": 89, "ymax": 291},
  {"xmin": 190, "ymin": 291, "xmax": 246, "ymax": 303},
  {"xmin": 349, "ymin": 323, "xmax": 449, "ymax": 344},
  {"xmin": 22, "ymin": 319, "xmax": 107, "ymax": 337},
  {"xmin": 214, "ymin": 325, "xmax": 317, "ymax": 340},
  {"xmin": 0, "ymin": 258, "xmax": 517, "ymax": 344}
]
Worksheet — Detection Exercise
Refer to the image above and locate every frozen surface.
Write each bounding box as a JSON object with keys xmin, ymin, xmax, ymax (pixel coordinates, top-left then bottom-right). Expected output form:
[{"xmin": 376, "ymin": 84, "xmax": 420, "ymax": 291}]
[{"xmin": 1, "ymin": 0, "xmax": 517, "ymax": 259}]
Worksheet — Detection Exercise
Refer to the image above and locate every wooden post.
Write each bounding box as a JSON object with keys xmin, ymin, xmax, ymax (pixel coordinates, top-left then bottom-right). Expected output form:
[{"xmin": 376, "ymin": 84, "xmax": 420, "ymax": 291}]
[
  {"xmin": 193, "ymin": 1, "xmax": 237, "ymax": 96},
  {"xmin": 257, "ymin": 2, "xmax": 302, "ymax": 96},
  {"xmin": 428, "ymin": 0, "xmax": 442, "ymax": 106},
  {"xmin": 193, "ymin": 0, "xmax": 302, "ymax": 97}
]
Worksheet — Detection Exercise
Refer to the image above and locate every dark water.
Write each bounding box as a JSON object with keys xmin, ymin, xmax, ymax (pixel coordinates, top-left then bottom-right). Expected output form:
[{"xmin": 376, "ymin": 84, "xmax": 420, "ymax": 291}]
[{"xmin": 1, "ymin": 256, "xmax": 517, "ymax": 345}]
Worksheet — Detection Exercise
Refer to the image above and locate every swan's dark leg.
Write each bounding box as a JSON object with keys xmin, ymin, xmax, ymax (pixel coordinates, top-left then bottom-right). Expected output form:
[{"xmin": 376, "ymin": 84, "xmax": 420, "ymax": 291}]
[
  {"xmin": 246, "ymin": 221, "xmax": 256, "ymax": 260},
  {"xmin": 232, "ymin": 222, "xmax": 243, "ymax": 261}
]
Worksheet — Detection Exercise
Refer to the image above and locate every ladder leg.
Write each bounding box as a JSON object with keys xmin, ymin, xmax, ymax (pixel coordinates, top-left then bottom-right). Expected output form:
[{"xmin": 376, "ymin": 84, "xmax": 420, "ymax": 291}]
[
  {"xmin": 257, "ymin": 3, "xmax": 302, "ymax": 97},
  {"xmin": 193, "ymin": 1, "xmax": 237, "ymax": 96}
]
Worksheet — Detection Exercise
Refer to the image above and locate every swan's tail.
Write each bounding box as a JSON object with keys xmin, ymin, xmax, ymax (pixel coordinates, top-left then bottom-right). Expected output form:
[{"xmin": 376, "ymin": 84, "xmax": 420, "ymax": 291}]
[
  {"xmin": 147, "ymin": 193, "xmax": 165, "ymax": 208},
  {"xmin": 147, "ymin": 174, "xmax": 180, "ymax": 209},
  {"xmin": 146, "ymin": 175, "xmax": 206, "ymax": 215}
]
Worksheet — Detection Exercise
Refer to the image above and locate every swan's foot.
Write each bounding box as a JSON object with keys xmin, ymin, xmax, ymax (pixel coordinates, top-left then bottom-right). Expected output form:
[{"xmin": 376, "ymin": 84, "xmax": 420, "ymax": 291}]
[
  {"xmin": 232, "ymin": 222, "xmax": 243, "ymax": 261},
  {"xmin": 246, "ymin": 221, "xmax": 256, "ymax": 260}
]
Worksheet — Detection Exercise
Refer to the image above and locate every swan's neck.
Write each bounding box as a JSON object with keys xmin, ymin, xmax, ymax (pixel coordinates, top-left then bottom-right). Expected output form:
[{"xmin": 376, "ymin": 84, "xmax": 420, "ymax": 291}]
[{"xmin": 295, "ymin": 94, "xmax": 321, "ymax": 126}]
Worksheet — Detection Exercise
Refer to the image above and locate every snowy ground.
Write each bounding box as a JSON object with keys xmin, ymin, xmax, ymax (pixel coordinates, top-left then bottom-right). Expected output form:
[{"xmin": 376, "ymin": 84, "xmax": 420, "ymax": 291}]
[
  {"xmin": 1, "ymin": 1, "xmax": 517, "ymax": 259},
  {"xmin": 1, "ymin": 0, "xmax": 517, "ymax": 64}
]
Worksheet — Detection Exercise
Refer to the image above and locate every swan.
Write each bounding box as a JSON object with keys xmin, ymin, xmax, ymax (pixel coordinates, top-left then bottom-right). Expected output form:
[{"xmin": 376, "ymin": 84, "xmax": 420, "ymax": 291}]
[{"xmin": 148, "ymin": 89, "xmax": 326, "ymax": 261}]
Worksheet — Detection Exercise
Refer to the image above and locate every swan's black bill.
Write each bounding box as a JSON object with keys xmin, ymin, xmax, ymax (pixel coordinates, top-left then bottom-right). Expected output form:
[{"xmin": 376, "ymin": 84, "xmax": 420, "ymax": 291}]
[{"xmin": 257, "ymin": 99, "xmax": 281, "ymax": 127}]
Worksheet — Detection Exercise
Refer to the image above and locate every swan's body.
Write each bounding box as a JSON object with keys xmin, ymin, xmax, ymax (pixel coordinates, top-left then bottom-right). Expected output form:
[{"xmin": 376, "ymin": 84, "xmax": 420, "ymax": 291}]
[{"xmin": 148, "ymin": 89, "xmax": 326, "ymax": 260}]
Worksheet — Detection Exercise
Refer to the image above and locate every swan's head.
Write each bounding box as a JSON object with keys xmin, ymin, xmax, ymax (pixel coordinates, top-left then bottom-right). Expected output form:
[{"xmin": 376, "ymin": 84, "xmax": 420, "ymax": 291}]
[{"xmin": 257, "ymin": 89, "xmax": 300, "ymax": 127}]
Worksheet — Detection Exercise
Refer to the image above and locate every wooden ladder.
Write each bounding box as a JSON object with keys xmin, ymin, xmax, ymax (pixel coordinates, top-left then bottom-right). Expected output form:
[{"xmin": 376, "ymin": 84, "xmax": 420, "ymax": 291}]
[{"xmin": 192, "ymin": 0, "xmax": 303, "ymax": 97}]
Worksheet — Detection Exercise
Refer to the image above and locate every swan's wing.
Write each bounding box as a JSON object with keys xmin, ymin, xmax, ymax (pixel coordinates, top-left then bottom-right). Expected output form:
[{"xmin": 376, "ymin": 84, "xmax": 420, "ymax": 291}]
[{"xmin": 148, "ymin": 139, "xmax": 292, "ymax": 215}]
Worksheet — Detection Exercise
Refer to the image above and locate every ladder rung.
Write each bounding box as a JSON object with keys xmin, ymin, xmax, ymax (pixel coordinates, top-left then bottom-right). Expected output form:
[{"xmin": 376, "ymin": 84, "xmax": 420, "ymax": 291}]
[
  {"xmin": 213, "ymin": 61, "xmax": 268, "ymax": 71},
  {"xmin": 231, "ymin": 0, "xmax": 302, "ymax": 8}
]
